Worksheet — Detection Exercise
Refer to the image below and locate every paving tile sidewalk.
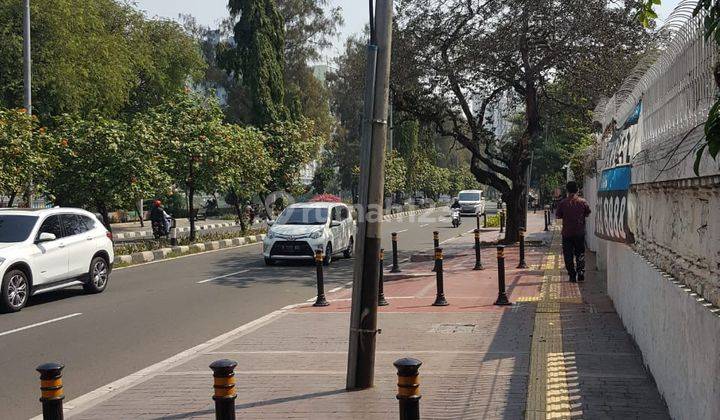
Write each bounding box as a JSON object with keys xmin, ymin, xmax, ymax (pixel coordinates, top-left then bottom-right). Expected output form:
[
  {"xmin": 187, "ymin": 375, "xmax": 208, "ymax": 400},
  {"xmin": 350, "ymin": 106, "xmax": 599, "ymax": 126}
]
[{"xmin": 63, "ymin": 228, "xmax": 669, "ymax": 419}]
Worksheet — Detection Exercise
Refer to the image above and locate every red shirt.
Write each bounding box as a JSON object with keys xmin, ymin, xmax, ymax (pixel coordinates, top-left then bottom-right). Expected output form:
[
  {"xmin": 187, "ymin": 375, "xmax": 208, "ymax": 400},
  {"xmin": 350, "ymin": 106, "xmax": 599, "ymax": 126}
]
[{"xmin": 556, "ymin": 195, "xmax": 591, "ymax": 237}]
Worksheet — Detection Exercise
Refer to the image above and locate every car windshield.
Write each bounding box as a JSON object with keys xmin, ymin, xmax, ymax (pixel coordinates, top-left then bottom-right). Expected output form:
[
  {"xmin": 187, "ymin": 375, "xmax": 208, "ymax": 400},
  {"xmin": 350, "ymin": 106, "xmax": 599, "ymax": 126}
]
[
  {"xmin": 275, "ymin": 207, "xmax": 328, "ymax": 225},
  {"xmin": 0, "ymin": 215, "xmax": 38, "ymax": 243},
  {"xmin": 458, "ymin": 192, "xmax": 480, "ymax": 201}
]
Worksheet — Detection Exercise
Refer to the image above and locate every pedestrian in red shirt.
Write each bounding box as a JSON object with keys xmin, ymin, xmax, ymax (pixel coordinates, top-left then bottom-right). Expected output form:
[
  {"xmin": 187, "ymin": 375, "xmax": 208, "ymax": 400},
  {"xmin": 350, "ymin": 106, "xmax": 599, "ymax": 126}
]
[{"xmin": 555, "ymin": 181, "xmax": 591, "ymax": 282}]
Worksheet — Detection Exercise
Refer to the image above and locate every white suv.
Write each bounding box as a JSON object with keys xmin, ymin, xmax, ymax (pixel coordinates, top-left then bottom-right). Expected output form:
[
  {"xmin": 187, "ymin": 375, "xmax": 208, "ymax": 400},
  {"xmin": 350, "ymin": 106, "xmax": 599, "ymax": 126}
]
[
  {"xmin": 263, "ymin": 202, "xmax": 355, "ymax": 265},
  {"xmin": 0, "ymin": 208, "xmax": 114, "ymax": 312}
]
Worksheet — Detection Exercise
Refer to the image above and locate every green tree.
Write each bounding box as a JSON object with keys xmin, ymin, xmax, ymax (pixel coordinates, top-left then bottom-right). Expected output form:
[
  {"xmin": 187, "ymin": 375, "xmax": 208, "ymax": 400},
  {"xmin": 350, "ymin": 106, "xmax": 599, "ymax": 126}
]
[
  {"xmin": 384, "ymin": 151, "xmax": 407, "ymax": 201},
  {"xmin": 0, "ymin": 109, "xmax": 56, "ymax": 206},
  {"xmin": 0, "ymin": 0, "xmax": 204, "ymax": 119},
  {"xmin": 223, "ymin": 125, "xmax": 275, "ymax": 232},
  {"xmin": 262, "ymin": 117, "xmax": 324, "ymax": 197},
  {"xmin": 448, "ymin": 165, "xmax": 480, "ymax": 197},
  {"xmin": 48, "ymin": 113, "xmax": 169, "ymax": 229},
  {"xmin": 150, "ymin": 91, "xmax": 233, "ymax": 240},
  {"xmin": 222, "ymin": 0, "xmax": 288, "ymax": 125}
]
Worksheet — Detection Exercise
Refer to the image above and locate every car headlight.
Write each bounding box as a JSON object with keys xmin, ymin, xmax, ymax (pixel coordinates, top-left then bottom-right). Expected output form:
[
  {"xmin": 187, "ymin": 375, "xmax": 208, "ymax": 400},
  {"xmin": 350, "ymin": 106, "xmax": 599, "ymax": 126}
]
[
  {"xmin": 267, "ymin": 230, "xmax": 275, "ymax": 239},
  {"xmin": 309, "ymin": 229, "xmax": 324, "ymax": 239}
]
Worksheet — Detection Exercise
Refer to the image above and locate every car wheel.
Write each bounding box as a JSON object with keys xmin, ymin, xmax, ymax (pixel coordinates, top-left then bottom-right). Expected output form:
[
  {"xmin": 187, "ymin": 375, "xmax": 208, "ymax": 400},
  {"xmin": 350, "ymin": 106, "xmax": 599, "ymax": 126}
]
[
  {"xmin": 1, "ymin": 269, "xmax": 30, "ymax": 313},
  {"xmin": 264, "ymin": 257, "xmax": 274, "ymax": 266},
  {"xmin": 343, "ymin": 237, "xmax": 354, "ymax": 258},
  {"xmin": 323, "ymin": 243, "xmax": 333, "ymax": 266},
  {"xmin": 83, "ymin": 256, "xmax": 109, "ymax": 294}
]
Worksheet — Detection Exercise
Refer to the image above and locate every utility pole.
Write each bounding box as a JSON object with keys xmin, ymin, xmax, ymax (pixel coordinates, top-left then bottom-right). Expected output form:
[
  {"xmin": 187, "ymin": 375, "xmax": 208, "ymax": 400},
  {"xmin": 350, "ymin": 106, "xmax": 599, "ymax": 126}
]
[
  {"xmin": 23, "ymin": 0, "xmax": 31, "ymax": 115},
  {"xmin": 346, "ymin": 0, "xmax": 393, "ymax": 390}
]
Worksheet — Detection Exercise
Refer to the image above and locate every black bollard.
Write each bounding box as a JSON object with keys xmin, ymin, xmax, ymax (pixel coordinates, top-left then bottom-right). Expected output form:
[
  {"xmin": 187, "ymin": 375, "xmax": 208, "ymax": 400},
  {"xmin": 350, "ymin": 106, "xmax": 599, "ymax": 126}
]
[
  {"xmin": 432, "ymin": 248, "xmax": 448, "ymax": 306},
  {"xmin": 379, "ymin": 248, "xmax": 389, "ymax": 306},
  {"xmin": 473, "ymin": 229, "xmax": 484, "ymax": 270},
  {"xmin": 37, "ymin": 362, "xmax": 64, "ymax": 420},
  {"xmin": 494, "ymin": 246, "xmax": 511, "ymax": 306},
  {"xmin": 394, "ymin": 358, "xmax": 422, "ymax": 420},
  {"xmin": 431, "ymin": 231, "xmax": 439, "ymax": 272},
  {"xmin": 391, "ymin": 232, "xmax": 402, "ymax": 273},
  {"xmin": 517, "ymin": 229, "xmax": 528, "ymax": 268},
  {"xmin": 210, "ymin": 359, "xmax": 237, "ymax": 420},
  {"xmin": 476, "ymin": 213, "xmax": 480, "ymax": 231},
  {"xmin": 313, "ymin": 250, "xmax": 329, "ymax": 307},
  {"xmin": 544, "ymin": 208, "xmax": 549, "ymax": 231},
  {"xmin": 499, "ymin": 210, "xmax": 505, "ymax": 233}
]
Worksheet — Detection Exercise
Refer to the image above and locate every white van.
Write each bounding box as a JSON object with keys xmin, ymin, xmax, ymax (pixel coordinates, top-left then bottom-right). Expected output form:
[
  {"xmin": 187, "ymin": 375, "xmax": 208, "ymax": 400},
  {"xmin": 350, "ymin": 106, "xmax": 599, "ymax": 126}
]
[{"xmin": 457, "ymin": 190, "xmax": 485, "ymax": 216}]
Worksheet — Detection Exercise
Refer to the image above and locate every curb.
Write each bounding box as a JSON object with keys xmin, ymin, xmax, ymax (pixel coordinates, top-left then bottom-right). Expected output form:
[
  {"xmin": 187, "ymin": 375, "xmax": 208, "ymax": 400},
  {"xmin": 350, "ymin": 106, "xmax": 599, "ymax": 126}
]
[
  {"xmin": 115, "ymin": 234, "xmax": 265, "ymax": 266},
  {"xmin": 381, "ymin": 206, "xmax": 447, "ymax": 221}
]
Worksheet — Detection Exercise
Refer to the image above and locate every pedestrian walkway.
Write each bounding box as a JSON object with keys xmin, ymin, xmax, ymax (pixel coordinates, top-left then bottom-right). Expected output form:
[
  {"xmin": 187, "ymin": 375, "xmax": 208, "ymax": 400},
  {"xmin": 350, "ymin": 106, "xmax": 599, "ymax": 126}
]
[{"xmin": 59, "ymin": 229, "xmax": 669, "ymax": 419}]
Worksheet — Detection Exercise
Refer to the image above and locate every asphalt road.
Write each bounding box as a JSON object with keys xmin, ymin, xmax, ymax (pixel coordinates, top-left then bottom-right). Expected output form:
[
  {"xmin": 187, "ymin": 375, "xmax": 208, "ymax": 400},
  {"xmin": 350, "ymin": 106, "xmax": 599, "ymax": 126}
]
[{"xmin": 0, "ymin": 207, "xmax": 473, "ymax": 419}]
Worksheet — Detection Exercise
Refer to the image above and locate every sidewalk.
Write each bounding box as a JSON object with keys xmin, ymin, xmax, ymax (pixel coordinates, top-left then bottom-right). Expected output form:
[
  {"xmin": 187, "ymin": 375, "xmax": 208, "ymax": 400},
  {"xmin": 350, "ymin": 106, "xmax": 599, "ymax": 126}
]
[{"xmin": 60, "ymin": 228, "xmax": 669, "ymax": 419}]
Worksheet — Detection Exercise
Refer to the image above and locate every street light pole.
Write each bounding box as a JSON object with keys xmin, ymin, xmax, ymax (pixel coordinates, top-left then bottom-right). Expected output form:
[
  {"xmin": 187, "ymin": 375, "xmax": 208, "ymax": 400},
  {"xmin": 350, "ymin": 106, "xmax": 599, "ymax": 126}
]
[
  {"xmin": 23, "ymin": 0, "xmax": 32, "ymax": 115},
  {"xmin": 346, "ymin": 0, "xmax": 393, "ymax": 390}
]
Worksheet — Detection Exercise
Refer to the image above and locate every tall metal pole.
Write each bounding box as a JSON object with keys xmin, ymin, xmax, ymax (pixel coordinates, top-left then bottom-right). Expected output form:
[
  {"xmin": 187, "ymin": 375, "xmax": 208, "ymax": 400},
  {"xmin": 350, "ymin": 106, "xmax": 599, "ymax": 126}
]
[
  {"xmin": 347, "ymin": 0, "xmax": 393, "ymax": 390},
  {"xmin": 23, "ymin": 0, "xmax": 32, "ymax": 115}
]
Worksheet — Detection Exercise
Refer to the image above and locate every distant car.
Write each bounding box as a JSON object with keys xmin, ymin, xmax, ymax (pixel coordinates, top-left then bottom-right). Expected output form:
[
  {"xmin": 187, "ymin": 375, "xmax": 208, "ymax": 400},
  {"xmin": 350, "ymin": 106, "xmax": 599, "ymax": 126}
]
[
  {"xmin": 0, "ymin": 208, "xmax": 114, "ymax": 312},
  {"xmin": 457, "ymin": 189, "xmax": 486, "ymax": 216},
  {"xmin": 263, "ymin": 202, "xmax": 355, "ymax": 266}
]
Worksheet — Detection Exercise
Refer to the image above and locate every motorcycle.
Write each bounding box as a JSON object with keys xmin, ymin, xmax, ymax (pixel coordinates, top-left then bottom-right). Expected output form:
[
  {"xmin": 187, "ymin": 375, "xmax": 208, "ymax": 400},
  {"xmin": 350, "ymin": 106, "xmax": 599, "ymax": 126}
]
[
  {"xmin": 451, "ymin": 208, "xmax": 461, "ymax": 228},
  {"xmin": 152, "ymin": 216, "xmax": 172, "ymax": 239}
]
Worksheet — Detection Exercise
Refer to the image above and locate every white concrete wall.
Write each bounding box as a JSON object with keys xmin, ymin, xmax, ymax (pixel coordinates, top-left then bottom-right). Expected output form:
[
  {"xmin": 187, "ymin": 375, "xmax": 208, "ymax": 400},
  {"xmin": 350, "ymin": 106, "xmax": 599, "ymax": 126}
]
[
  {"xmin": 604, "ymin": 239, "xmax": 720, "ymax": 420},
  {"xmin": 582, "ymin": 175, "xmax": 599, "ymax": 253}
]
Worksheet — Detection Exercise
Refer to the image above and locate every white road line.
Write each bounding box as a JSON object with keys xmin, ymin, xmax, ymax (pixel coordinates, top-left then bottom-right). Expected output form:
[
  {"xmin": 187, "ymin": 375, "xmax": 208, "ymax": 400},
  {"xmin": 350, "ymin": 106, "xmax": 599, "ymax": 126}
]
[
  {"xmin": 395, "ymin": 229, "xmax": 408, "ymax": 233},
  {"xmin": 420, "ymin": 224, "xmax": 429, "ymax": 227},
  {"xmin": 196, "ymin": 269, "xmax": 250, "ymax": 284},
  {"xmin": 328, "ymin": 286, "xmax": 344, "ymax": 293},
  {"xmin": 0, "ymin": 313, "xmax": 82, "ymax": 338}
]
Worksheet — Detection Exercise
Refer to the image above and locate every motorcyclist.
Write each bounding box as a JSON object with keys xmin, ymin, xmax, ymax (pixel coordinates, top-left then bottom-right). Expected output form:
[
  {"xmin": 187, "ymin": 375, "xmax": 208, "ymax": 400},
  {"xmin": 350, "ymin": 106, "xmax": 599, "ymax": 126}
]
[
  {"xmin": 450, "ymin": 198, "xmax": 461, "ymax": 209},
  {"xmin": 150, "ymin": 200, "xmax": 171, "ymax": 235}
]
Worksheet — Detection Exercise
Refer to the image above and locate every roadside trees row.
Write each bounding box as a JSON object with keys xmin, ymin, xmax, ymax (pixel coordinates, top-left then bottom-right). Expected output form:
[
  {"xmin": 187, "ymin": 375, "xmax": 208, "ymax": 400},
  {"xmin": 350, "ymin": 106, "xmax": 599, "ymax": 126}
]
[{"xmin": 0, "ymin": 91, "xmax": 322, "ymax": 240}]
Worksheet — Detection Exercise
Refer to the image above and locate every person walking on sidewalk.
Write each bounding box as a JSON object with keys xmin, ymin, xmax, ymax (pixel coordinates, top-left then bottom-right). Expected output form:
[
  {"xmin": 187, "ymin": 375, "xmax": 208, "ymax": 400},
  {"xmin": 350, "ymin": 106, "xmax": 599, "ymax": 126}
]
[{"xmin": 555, "ymin": 181, "xmax": 591, "ymax": 282}]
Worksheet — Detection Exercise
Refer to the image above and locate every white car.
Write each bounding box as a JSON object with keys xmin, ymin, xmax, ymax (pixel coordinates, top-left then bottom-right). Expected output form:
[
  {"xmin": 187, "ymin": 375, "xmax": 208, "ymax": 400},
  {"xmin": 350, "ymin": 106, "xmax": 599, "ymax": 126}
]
[
  {"xmin": 457, "ymin": 189, "xmax": 486, "ymax": 216},
  {"xmin": 0, "ymin": 208, "xmax": 114, "ymax": 312},
  {"xmin": 263, "ymin": 202, "xmax": 355, "ymax": 266}
]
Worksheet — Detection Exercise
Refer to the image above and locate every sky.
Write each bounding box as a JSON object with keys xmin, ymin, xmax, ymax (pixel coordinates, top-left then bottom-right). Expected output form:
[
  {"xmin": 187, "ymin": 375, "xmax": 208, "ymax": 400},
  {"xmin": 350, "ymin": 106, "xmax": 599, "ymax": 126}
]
[{"xmin": 131, "ymin": 0, "xmax": 683, "ymax": 61}]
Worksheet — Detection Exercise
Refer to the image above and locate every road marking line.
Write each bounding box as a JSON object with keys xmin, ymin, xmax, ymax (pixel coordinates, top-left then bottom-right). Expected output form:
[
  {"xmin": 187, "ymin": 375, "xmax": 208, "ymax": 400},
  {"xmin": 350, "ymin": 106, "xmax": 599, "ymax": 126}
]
[
  {"xmin": 420, "ymin": 224, "xmax": 429, "ymax": 227},
  {"xmin": 385, "ymin": 257, "xmax": 410, "ymax": 269},
  {"xmin": 395, "ymin": 229, "xmax": 408, "ymax": 233},
  {"xmin": 0, "ymin": 313, "xmax": 82, "ymax": 338},
  {"xmin": 328, "ymin": 286, "xmax": 343, "ymax": 293},
  {"xmin": 196, "ymin": 269, "xmax": 250, "ymax": 284}
]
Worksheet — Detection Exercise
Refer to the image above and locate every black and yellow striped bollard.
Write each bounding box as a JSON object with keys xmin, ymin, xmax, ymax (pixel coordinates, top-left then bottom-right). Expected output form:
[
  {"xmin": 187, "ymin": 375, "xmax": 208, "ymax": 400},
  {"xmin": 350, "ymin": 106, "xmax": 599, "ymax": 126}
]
[
  {"xmin": 432, "ymin": 247, "xmax": 448, "ymax": 306},
  {"xmin": 314, "ymin": 250, "xmax": 329, "ymax": 307},
  {"xmin": 37, "ymin": 362, "xmax": 64, "ymax": 420},
  {"xmin": 391, "ymin": 232, "xmax": 402, "ymax": 273},
  {"xmin": 210, "ymin": 359, "xmax": 237, "ymax": 420},
  {"xmin": 394, "ymin": 358, "xmax": 422, "ymax": 420},
  {"xmin": 473, "ymin": 229, "xmax": 484, "ymax": 270},
  {"xmin": 494, "ymin": 245, "xmax": 511, "ymax": 306},
  {"xmin": 379, "ymin": 248, "xmax": 389, "ymax": 306},
  {"xmin": 517, "ymin": 229, "xmax": 528, "ymax": 269},
  {"xmin": 431, "ymin": 231, "xmax": 439, "ymax": 272}
]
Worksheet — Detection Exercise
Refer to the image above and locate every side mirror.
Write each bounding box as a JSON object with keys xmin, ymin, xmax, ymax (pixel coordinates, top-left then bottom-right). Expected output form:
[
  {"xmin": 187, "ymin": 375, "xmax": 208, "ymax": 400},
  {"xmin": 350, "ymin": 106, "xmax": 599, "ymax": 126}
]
[
  {"xmin": 330, "ymin": 220, "xmax": 341, "ymax": 227},
  {"xmin": 266, "ymin": 220, "xmax": 274, "ymax": 226},
  {"xmin": 37, "ymin": 232, "xmax": 56, "ymax": 243}
]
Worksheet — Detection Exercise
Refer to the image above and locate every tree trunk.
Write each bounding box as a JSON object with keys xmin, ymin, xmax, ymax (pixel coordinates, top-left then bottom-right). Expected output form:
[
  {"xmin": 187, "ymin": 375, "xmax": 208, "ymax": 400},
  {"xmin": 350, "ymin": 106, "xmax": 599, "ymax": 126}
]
[
  {"xmin": 136, "ymin": 199, "xmax": 144, "ymax": 228},
  {"xmin": 502, "ymin": 182, "xmax": 525, "ymax": 244},
  {"xmin": 7, "ymin": 192, "xmax": 16, "ymax": 207},
  {"xmin": 97, "ymin": 202, "xmax": 112, "ymax": 232}
]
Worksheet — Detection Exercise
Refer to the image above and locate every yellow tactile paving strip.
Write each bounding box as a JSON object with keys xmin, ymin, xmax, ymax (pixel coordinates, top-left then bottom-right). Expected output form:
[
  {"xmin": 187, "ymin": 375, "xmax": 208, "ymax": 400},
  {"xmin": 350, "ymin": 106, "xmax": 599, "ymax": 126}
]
[{"xmin": 525, "ymin": 232, "xmax": 582, "ymax": 419}]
